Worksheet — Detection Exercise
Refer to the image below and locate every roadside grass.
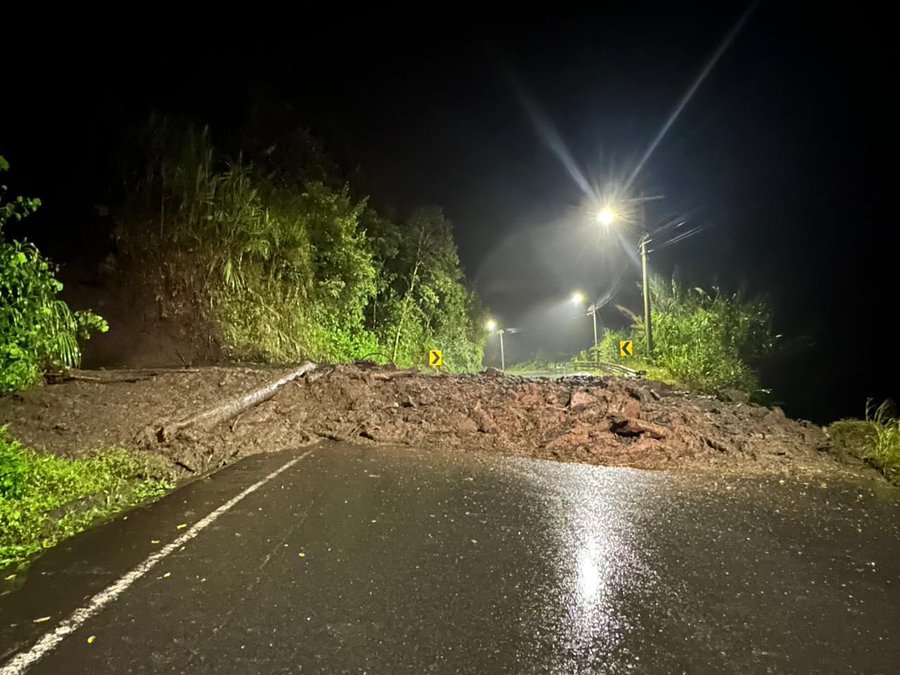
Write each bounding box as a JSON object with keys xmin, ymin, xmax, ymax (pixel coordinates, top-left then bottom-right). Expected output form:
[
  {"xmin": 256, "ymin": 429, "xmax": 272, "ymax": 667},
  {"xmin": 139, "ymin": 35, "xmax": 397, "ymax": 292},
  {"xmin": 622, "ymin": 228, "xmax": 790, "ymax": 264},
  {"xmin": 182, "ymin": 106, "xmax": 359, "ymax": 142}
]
[
  {"xmin": 0, "ymin": 426, "xmax": 173, "ymax": 567},
  {"xmin": 827, "ymin": 401, "xmax": 900, "ymax": 485},
  {"xmin": 626, "ymin": 358, "xmax": 679, "ymax": 388}
]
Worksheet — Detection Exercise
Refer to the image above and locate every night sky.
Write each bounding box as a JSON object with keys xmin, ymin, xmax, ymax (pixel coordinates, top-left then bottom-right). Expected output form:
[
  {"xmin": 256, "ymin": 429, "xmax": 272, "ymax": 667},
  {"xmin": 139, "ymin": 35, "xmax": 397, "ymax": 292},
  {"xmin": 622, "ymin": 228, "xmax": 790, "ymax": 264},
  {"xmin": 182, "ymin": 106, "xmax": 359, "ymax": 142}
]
[{"xmin": 3, "ymin": 4, "xmax": 892, "ymax": 422}]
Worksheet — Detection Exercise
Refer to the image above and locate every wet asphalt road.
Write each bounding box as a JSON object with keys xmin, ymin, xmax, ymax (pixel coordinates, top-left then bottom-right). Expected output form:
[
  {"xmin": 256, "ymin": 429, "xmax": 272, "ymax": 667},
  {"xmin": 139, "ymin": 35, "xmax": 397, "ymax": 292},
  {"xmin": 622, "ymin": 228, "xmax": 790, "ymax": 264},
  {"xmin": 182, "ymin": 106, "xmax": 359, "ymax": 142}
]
[{"xmin": 1, "ymin": 443, "xmax": 899, "ymax": 674}]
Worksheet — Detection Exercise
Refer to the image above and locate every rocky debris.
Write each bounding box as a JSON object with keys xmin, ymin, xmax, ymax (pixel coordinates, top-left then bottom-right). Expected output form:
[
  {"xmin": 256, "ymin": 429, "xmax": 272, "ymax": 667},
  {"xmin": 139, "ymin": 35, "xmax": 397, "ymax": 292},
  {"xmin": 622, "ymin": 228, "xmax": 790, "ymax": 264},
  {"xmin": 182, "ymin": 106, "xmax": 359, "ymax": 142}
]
[
  {"xmin": 718, "ymin": 388, "xmax": 751, "ymax": 405},
  {"xmin": 188, "ymin": 363, "xmax": 845, "ymax": 477},
  {"xmin": 0, "ymin": 363, "xmax": 866, "ymax": 481}
]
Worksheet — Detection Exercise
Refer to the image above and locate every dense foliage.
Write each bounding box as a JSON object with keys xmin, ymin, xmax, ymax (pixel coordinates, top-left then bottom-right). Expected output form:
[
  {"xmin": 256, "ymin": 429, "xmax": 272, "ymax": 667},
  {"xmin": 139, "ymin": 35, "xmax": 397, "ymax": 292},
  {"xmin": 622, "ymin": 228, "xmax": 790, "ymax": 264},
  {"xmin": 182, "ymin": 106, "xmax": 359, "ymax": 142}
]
[
  {"xmin": 588, "ymin": 278, "xmax": 773, "ymax": 396},
  {"xmin": 0, "ymin": 426, "xmax": 171, "ymax": 565},
  {"xmin": 118, "ymin": 123, "xmax": 486, "ymax": 370},
  {"xmin": 0, "ymin": 157, "xmax": 108, "ymax": 394}
]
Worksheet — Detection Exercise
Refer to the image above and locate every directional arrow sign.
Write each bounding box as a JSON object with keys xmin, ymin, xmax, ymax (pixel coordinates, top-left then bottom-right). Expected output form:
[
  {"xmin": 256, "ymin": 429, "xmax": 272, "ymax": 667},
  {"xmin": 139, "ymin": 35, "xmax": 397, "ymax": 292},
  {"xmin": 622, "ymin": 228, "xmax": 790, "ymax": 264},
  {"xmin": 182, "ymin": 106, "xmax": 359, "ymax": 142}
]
[
  {"xmin": 619, "ymin": 340, "xmax": 634, "ymax": 358},
  {"xmin": 429, "ymin": 349, "xmax": 444, "ymax": 367}
]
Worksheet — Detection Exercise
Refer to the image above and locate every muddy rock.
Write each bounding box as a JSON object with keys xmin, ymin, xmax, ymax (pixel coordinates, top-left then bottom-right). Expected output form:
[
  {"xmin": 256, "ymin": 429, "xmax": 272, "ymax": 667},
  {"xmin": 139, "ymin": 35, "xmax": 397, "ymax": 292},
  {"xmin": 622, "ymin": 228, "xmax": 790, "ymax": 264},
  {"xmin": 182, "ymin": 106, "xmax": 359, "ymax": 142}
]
[
  {"xmin": 718, "ymin": 388, "xmax": 751, "ymax": 404},
  {"xmin": 568, "ymin": 390, "xmax": 597, "ymax": 411},
  {"xmin": 470, "ymin": 402, "xmax": 498, "ymax": 434}
]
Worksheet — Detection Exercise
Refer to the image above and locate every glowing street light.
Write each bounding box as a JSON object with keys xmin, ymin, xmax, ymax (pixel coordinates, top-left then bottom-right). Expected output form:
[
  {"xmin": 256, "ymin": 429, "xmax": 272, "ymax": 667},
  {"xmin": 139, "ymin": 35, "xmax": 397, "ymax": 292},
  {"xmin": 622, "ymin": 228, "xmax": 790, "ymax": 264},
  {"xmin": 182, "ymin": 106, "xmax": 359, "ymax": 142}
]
[
  {"xmin": 485, "ymin": 319, "xmax": 505, "ymax": 371},
  {"xmin": 596, "ymin": 206, "xmax": 616, "ymax": 227},
  {"xmin": 570, "ymin": 291, "xmax": 585, "ymax": 305}
]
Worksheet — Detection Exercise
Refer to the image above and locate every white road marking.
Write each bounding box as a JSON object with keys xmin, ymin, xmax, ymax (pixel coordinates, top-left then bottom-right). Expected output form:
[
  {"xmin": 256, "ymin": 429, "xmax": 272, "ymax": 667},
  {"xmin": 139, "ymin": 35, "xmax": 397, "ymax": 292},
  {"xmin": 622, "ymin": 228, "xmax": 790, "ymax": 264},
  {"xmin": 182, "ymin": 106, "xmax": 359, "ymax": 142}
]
[{"xmin": 1, "ymin": 451, "xmax": 312, "ymax": 675}]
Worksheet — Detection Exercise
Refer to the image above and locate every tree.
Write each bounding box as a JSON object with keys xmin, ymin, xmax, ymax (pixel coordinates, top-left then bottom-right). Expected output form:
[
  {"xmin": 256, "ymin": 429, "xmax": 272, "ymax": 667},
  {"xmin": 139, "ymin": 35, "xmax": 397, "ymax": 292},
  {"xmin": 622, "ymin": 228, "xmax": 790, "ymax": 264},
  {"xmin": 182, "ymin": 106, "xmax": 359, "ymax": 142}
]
[{"xmin": 374, "ymin": 207, "xmax": 485, "ymax": 371}]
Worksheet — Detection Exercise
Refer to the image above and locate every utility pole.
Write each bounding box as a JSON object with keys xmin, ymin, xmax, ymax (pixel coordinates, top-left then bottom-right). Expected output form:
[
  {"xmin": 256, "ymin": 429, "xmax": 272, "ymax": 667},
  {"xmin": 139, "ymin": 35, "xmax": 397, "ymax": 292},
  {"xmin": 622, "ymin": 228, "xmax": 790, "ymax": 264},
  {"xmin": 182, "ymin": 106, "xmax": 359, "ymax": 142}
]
[
  {"xmin": 639, "ymin": 192, "xmax": 653, "ymax": 358},
  {"xmin": 588, "ymin": 303, "xmax": 598, "ymax": 363},
  {"xmin": 640, "ymin": 234, "xmax": 653, "ymax": 358}
]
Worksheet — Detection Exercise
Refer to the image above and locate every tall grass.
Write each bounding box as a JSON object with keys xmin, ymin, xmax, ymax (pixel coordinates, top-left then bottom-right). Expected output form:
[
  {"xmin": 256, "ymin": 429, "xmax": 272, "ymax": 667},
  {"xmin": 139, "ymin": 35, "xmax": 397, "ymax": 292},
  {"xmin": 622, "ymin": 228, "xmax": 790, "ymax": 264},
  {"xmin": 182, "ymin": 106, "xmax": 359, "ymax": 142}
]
[
  {"xmin": 863, "ymin": 401, "xmax": 900, "ymax": 481},
  {"xmin": 619, "ymin": 279, "xmax": 773, "ymax": 396},
  {"xmin": 121, "ymin": 126, "xmax": 378, "ymax": 364},
  {"xmin": 656, "ymin": 284, "xmax": 768, "ymax": 390},
  {"xmin": 828, "ymin": 401, "xmax": 900, "ymax": 484}
]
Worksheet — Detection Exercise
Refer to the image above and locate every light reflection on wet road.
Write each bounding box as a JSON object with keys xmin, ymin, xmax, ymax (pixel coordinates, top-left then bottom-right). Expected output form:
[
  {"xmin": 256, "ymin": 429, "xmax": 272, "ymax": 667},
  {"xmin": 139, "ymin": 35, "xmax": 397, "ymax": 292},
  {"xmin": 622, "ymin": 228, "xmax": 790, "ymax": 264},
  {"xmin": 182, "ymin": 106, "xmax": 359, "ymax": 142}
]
[{"xmin": 1, "ymin": 443, "xmax": 898, "ymax": 673}]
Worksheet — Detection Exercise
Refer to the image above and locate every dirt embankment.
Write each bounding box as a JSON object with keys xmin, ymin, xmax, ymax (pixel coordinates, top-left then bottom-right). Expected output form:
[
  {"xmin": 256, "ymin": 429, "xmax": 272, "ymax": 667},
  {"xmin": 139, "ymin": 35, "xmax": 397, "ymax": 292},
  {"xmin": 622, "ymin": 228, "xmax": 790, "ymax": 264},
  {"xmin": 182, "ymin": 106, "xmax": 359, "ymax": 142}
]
[
  {"xmin": 0, "ymin": 363, "xmax": 873, "ymax": 482},
  {"xmin": 60, "ymin": 256, "xmax": 224, "ymax": 370}
]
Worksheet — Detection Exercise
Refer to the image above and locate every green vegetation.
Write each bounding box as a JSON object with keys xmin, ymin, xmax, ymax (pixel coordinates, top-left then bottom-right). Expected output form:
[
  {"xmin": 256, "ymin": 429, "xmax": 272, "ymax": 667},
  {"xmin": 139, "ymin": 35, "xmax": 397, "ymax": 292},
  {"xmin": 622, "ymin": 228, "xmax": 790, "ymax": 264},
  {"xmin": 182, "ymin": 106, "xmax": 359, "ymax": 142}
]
[
  {"xmin": 584, "ymin": 278, "xmax": 773, "ymax": 397},
  {"xmin": 0, "ymin": 426, "xmax": 172, "ymax": 566},
  {"xmin": 367, "ymin": 207, "xmax": 486, "ymax": 372},
  {"xmin": 828, "ymin": 401, "xmax": 900, "ymax": 484},
  {"xmin": 118, "ymin": 122, "xmax": 485, "ymax": 371},
  {"xmin": 1, "ymin": 156, "xmax": 108, "ymax": 394}
]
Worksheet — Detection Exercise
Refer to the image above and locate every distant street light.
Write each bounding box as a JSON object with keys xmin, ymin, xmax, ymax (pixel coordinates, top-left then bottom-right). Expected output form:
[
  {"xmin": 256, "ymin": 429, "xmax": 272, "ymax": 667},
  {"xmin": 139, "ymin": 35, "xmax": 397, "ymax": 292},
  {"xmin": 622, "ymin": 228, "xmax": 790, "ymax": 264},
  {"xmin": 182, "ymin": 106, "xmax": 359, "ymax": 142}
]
[
  {"xmin": 571, "ymin": 292, "xmax": 599, "ymax": 362},
  {"xmin": 485, "ymin": 319, "xmax": 505, "ymax": 371}
]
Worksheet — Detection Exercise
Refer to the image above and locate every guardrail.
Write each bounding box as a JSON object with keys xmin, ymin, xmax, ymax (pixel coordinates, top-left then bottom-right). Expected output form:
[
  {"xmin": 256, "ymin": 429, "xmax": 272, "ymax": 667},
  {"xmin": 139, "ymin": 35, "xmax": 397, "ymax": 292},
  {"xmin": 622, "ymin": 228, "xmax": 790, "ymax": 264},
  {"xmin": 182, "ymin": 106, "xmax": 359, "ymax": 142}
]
[
  {"xmin": 568, "ymin": 361, "xmax": 642, "ymax": 378},
  {"xmin": 511, "ymin": 361, "xmax": 643, "ymax": 379}
]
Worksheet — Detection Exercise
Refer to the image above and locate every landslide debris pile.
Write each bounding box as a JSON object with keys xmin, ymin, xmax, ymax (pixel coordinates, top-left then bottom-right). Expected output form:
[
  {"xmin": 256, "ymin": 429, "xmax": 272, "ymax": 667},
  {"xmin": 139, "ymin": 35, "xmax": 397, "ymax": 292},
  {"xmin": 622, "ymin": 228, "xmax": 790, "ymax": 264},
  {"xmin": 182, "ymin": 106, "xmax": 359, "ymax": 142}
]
[
  {"xmin": 1, "ymin": 363, "xmax": 849, "ymax": 478},
  {"xmin": 174, "ymin": 363, "xmax": 837, "ymax": 475}
]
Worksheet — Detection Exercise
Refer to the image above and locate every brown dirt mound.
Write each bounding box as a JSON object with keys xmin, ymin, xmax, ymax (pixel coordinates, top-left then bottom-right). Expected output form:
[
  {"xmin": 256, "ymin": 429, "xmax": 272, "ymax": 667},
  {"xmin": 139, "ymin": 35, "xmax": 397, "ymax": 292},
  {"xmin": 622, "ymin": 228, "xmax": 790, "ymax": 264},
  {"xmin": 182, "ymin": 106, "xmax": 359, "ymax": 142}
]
[
  {"xmin": 0, "ymin": 367, "xmax": 280, "ymax": 457},
  {"xmin": 0, "ymin": 364, "xmax": 872, "ymax": 482}
]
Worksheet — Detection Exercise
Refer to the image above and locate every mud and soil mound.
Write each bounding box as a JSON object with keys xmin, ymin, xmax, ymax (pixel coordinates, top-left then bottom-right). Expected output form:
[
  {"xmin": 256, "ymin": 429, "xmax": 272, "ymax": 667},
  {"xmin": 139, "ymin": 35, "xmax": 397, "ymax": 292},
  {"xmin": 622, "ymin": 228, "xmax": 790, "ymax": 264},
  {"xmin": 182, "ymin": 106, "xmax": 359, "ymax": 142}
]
[
  {"xmin": 174, "ymin": 364, "xmax": 841, "ymax": 476},
  {"xmin": 0, "ymin": 367, "xmax": 278, "ymax": 456},
  {"xmin": 1, "ymin": 364, "xmax": 869, "ymax": 484}
]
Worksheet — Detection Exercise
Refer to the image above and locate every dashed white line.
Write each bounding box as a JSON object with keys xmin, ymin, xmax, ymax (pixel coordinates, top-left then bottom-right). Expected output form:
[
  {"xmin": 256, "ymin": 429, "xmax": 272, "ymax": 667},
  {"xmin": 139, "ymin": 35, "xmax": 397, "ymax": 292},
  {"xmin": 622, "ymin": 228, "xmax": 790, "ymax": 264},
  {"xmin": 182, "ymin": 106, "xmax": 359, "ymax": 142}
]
[{"xmin": 1, "ymin": 451, "xmax": 312, "ymax": 675}]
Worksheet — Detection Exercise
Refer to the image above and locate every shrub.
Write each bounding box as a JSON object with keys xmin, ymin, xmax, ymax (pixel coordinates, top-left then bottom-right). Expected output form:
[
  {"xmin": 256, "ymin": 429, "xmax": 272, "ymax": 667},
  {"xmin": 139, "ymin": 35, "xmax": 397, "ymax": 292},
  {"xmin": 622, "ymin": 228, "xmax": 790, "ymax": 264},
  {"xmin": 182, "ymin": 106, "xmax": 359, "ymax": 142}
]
[
  {"xmin": 588, "ymin": 278, "xmax": 773, "ymax": 395},
  {"xmin": 627, "ymin": 280, "xmax": 773, "ymax": 395},
  {"xmin": 1, "ymin": 156, "xmax": 108, "ymax": 393},
  {"xmin": 595, "ymin": 328, "xmax": 632, "ymax": 363}
]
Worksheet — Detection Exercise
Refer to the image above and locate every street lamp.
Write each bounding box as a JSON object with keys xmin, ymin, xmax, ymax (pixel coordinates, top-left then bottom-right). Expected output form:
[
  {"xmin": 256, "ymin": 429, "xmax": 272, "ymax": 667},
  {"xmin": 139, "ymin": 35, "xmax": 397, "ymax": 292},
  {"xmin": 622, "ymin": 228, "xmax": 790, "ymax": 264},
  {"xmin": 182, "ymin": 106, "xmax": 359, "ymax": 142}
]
[
  {"xmin": 485, "ymin": 320, "xmax": 505, "ymax": 371},
  {"xmin": 571, "ymin": 292, "xmax": 599, "ymax": 362},
  {"xmin": 596, "ymin": 206, "xmax": 615, "ymax": 227}
]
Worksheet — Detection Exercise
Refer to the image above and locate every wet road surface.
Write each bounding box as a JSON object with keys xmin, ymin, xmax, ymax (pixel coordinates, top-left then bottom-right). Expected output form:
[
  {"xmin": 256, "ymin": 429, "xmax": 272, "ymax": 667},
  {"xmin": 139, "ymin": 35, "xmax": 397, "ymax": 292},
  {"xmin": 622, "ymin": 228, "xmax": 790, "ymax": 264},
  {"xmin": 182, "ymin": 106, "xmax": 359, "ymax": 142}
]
[{"xmin": 1, "ymin": 442, "xmax": 899, "ymax": 673}]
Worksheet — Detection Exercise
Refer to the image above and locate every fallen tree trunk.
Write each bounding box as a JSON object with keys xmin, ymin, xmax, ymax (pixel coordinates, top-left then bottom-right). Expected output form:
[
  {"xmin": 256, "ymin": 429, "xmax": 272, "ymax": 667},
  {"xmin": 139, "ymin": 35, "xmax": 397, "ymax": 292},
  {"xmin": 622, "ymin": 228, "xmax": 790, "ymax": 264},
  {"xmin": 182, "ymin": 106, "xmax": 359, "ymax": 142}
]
[{"xmin": 151, "ymin": 362, "xmax": 317, "ymax": 443}]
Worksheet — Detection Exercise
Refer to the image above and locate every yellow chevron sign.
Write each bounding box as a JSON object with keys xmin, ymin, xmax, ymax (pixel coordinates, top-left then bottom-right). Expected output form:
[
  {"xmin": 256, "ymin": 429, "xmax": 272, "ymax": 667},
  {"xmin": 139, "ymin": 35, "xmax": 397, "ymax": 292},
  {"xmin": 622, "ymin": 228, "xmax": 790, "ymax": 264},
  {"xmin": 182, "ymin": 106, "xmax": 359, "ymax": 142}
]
[
  {"xmin": 429, "ymin": 349, "xmax": 444, "ymax": 367},
  {"xmin": 619, "ymin": 340, "xmax": 634, "ymax": 358}
]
